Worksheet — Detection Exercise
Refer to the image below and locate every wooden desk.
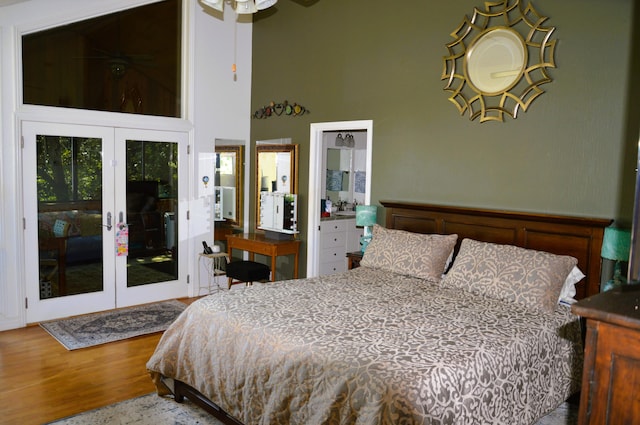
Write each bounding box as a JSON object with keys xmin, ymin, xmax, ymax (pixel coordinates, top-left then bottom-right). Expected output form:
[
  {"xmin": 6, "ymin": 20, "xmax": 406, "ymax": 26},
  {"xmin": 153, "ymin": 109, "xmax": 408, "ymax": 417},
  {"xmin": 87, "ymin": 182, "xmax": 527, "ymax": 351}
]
[
  {"xmin": 226, "ymin": 233, "xmax": 301, "ymax": 281},
  {"xmin": 214, "ymin": 223, "xmax": 234, "ymax": 242}
]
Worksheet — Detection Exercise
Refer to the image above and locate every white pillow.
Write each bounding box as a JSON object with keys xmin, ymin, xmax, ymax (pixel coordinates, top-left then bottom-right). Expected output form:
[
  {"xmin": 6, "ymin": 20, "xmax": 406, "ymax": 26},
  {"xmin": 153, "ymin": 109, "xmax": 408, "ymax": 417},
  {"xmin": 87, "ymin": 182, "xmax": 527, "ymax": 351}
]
[{"xmin": 558, "ymin": 266, "xmax": 585, "ymax": 305}]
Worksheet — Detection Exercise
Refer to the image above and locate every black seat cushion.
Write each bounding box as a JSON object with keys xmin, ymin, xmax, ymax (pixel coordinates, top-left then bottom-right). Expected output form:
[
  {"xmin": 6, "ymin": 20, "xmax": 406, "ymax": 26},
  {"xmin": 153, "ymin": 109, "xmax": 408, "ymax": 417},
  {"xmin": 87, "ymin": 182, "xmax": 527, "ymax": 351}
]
[{"xmin": 226, "ymin": 261, "xmax": 271, "ymax": 283}]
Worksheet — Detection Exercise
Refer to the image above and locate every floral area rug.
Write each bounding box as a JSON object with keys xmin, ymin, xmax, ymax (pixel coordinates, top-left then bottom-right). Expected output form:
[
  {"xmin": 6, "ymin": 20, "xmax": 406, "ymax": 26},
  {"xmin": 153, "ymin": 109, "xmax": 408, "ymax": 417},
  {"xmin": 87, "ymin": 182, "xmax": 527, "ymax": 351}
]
[
  {"xmin": 45, "ymin": 393, "xmax": 224, "ymax": 425},
  {"xmin": 39, "ymin": 300, "xmax": 186, "ymax": 350}
]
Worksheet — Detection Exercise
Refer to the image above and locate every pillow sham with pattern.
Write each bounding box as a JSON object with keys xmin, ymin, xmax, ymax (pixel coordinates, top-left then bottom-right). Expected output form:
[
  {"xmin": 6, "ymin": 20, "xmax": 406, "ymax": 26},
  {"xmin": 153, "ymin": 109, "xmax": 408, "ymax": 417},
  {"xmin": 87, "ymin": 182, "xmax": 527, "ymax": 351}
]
[
  {"xmin": 440, "ymin": 238, "xmax": 578, "ymax": 313},
  {"xmin": 360, "ymin": 224, "xmax": 458, "ymax": 284}
]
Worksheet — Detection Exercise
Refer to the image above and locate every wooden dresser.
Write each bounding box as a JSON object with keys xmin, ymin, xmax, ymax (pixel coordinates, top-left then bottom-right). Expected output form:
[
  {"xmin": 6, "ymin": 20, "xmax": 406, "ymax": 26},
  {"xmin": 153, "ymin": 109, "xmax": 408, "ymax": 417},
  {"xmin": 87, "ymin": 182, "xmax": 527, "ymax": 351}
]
[{"xmin": 571, "ymin": 285, "xmax": 640, "ymax": 424}]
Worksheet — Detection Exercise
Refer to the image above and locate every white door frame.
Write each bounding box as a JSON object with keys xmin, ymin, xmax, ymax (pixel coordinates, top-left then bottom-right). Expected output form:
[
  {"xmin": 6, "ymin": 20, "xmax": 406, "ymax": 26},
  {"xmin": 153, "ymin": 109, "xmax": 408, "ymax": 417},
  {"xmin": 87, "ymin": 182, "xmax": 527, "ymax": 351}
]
[
  {"xmin": 114, "ymin": 127, "xmax": 189, "ymax": 308},
  {"xmin": 306, "ymin": 120, "xmax": 373, "ymax": 278},
  {"xmin": 22, "ymin": 121, "xmax": 118, "ymax": 322},
  {"xmin": 22, "ymin": 121, "xmax": 190, "ymax": 322}
]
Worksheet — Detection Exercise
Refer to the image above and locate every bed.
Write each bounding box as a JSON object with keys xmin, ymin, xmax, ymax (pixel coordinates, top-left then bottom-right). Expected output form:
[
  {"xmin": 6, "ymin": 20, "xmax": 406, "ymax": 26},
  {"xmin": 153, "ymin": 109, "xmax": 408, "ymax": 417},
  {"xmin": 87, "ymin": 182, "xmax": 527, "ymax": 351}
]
[{"xmin": 147, "ymin": 201, "xmax": 611, "ymax": 425}]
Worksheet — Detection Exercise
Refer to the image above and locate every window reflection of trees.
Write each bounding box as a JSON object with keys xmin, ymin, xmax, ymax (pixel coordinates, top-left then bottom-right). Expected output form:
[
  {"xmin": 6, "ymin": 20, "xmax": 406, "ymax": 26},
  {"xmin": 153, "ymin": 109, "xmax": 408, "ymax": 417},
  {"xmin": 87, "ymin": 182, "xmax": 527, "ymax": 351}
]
[
  {"xmin": 126, "ymin": 141, "xmax": 178, "ymax": 199},
  {"xmin": 37, "ymin": 136, "xmax": 102, "ymax": 202},
  {"xmin": 36, "ymin": 136, "xmax": 178, "ymax": 203}
]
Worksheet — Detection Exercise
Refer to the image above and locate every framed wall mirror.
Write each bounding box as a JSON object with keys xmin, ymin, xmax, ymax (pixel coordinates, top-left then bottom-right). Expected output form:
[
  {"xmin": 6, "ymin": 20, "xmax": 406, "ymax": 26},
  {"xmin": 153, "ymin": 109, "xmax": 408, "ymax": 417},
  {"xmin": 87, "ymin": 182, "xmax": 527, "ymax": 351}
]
[
  {"xmin": 324, "ymin": 133, "xmax": 368, "ymax": 209},
  {"xmin": 255, "ymin": 144, "xmax": 299, "ymax": 230},
  {"xmin": 215, "ymin": 145, "xmax": 244, "ymax": 227},
  {"xmin": 442, "ymin": 0, "xmax": 556, "ymax": 122}
]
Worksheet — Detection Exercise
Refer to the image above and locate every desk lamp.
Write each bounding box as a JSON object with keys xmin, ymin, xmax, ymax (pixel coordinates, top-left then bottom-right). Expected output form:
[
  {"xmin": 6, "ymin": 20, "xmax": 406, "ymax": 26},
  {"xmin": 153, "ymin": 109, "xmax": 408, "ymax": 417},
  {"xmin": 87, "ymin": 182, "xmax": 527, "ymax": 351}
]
[
  {"xmin": 356, "ymin": 205, "xmax": 377, "ymax": 253},
  {"xmin": 601, "ymin": 226, "xmax": 631, "ymax": 292}
]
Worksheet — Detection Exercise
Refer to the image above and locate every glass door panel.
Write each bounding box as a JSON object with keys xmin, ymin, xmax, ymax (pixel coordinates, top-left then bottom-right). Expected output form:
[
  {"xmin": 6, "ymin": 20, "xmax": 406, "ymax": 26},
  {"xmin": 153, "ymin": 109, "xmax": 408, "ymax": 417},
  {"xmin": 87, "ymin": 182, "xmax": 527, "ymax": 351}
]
[
  {"xmin": 37, "ymin": 135, "xmax": 104, "ymax": 298},
  {"xmin": 113, "ymin": 128, "xmax": 187, "ymax": 308},
  {"xmin": 125, "ymin": 140, "xmax": 178, "ymax": 287},
  {"xmin": 24, "ymin": 122, "xmax": 116, "ymax": 323}
]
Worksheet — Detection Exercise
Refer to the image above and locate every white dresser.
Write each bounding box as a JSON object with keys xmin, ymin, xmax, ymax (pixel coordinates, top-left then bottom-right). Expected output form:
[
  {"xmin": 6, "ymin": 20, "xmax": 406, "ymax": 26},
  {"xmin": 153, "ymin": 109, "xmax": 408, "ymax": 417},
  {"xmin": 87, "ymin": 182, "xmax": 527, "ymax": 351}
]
[{"xmin": 319, "ymin": 218, "xmax": 362, "ymax": 276}]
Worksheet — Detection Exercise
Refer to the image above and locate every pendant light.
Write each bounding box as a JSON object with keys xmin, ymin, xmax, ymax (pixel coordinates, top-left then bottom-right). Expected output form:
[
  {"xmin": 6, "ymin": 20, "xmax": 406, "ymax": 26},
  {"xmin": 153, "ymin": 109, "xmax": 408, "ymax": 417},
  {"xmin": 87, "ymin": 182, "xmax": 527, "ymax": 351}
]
[
  {"xmin": 201, "ymin": 0, "xmax": 223, "ymax": 12},
  {"xmin": 201, "ymin": 0, "xmax": 277, "ymax": 14},
  {"xmin": 235, "ymin": 0, "xmax": 258, "ymax": 14},
  {"xmin": 255, "ymin": 0, "xmax": 277, "ymax": 10}
]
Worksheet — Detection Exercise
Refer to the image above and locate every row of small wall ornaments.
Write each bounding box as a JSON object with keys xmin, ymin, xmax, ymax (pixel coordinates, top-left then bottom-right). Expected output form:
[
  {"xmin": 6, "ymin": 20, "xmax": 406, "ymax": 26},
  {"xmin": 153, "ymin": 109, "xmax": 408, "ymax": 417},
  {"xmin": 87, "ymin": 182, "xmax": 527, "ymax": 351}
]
[
  {"xmin": 253, "ymin": 100, "xmax": 309, "ymax": 119},
  {"xmin": 441, "ymin": 0, "xmax": 557, "ymax": 123}
]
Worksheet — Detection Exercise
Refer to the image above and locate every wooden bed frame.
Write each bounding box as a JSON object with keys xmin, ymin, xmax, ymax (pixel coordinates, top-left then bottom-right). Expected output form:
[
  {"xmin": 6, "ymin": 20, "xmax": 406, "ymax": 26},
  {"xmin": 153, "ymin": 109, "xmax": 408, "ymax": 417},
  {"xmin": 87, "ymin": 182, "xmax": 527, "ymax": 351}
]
[
  {"xmin": 173, "ymin": 201, "xmax": 612, "ymax": 424},
  {"xmin": 381, "ymin": 201, "xmax": 611, "ymax": 300}
]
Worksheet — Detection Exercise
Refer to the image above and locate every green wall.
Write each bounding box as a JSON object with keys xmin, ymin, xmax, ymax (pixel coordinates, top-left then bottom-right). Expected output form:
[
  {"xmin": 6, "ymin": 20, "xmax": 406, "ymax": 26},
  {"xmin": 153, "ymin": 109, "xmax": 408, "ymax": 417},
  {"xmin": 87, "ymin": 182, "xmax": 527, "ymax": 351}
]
[{"xmin": 250, "ymin": 0, "xmax": 640, "ymax": 276}]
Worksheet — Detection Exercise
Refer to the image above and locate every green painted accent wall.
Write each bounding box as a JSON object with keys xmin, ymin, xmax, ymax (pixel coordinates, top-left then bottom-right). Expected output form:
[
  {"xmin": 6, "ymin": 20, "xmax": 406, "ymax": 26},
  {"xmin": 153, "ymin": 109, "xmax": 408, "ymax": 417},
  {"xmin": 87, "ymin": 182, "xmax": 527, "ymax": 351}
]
[{"xmin": 250, "ymin": 0, "xmax": 640, "ymax": 276}]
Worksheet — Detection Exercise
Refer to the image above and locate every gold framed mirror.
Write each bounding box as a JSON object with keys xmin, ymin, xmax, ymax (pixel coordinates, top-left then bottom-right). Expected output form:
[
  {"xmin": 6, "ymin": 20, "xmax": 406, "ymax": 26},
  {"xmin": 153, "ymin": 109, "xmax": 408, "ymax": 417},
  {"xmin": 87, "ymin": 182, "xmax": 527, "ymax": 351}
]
[
  {"xmin": 255, "ymin": 144, "xmax": 299, "ymax": 230},
  {"xmin": 442, "ymin": 0, "xmax": 556, "ymax": 123},
  {"xmin": 465, "ymin": 28, "xmax": 527, "ymax": 95},
  {"xmin": 215, "ymin": 145, "xmax": 244, "ymax": 227}
]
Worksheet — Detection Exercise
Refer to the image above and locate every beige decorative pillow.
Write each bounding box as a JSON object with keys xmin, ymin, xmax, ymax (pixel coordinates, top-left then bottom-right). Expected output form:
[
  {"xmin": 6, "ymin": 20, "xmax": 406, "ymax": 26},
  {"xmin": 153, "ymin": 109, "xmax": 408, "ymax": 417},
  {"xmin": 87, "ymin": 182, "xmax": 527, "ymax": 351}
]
[
  {"xmin": 441, "ymin": 238, "xmax": 578, "ymax": 313},
  {"xmin": 360, "ymin": 224, "xmax": 458, "ymax": 284}
]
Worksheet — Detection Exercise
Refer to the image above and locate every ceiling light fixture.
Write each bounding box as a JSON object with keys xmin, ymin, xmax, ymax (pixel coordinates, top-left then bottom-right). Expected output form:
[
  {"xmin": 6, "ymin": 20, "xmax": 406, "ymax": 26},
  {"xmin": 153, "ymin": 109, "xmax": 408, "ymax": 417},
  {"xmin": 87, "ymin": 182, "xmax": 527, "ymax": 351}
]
[{"xmin": 201, "ymin": 0, "xmax": 277, "ymax": 14}]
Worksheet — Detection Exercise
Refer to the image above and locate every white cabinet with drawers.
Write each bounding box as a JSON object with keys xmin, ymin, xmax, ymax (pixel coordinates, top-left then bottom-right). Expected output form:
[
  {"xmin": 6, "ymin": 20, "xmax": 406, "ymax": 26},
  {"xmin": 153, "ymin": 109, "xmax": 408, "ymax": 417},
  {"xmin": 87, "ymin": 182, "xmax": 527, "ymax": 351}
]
[{"xmin": 319, "ymin": 218, "xmax": 363, "ymax": 276}]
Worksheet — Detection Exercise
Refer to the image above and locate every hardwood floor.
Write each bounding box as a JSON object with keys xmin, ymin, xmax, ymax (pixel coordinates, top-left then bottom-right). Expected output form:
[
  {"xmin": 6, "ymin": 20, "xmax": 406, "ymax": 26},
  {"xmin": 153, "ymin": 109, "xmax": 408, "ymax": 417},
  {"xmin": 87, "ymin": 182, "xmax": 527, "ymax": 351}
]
[{"xmin": 0, "ymin": 297, "xmax": 199, "ymax": 425}]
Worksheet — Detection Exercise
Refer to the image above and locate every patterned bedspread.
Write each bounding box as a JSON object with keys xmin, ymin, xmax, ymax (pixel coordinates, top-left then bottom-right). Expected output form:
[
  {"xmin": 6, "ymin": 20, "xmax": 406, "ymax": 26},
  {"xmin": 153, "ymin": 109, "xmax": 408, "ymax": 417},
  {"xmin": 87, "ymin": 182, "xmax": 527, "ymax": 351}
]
[{"xmin": 147, "ymin": 267, "xmax": 583, "ymax": 425}]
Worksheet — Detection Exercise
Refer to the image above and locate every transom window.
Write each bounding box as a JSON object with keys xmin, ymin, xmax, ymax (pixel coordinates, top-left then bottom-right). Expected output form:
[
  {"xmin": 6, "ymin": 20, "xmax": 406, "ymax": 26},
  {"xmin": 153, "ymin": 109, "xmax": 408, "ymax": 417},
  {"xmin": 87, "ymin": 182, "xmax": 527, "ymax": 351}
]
[{"xmin": 22, "ymin": 0, "xmax": 182, "ymax": 118}]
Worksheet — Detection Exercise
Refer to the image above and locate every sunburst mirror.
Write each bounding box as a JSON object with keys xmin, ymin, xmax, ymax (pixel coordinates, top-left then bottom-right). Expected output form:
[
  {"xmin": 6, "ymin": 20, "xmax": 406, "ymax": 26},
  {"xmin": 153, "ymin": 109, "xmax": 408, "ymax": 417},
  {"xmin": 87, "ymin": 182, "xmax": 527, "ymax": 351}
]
[{"xmin": 442, "ymin": 0, "xmax": 557, "ymax": 123}]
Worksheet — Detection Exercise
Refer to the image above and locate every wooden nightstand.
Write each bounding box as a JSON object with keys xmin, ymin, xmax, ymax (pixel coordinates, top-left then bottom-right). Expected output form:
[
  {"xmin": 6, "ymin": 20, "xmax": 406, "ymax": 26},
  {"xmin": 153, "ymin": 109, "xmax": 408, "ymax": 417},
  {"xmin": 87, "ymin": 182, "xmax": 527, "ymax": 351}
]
[
  {"xmin": 571, "ymin": 285, "xmax": 640, "ymax": 424},
  {"xmin": 346, "ymin": 251, "xmax": 363, "ymax": 270}
]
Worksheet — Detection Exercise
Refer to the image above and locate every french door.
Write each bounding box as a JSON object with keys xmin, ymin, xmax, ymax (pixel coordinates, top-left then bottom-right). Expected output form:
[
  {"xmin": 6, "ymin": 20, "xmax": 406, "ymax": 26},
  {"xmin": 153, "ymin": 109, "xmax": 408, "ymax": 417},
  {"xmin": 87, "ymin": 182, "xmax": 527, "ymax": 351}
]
[{"xmin": 23, "ymin": 121, "xmax": 189, "ymax": 323}]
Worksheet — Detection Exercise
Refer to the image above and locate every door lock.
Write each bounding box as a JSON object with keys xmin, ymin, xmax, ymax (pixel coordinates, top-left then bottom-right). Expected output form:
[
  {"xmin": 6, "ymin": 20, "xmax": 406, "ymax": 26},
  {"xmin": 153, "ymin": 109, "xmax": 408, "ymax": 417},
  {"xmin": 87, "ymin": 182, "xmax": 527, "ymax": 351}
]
[{"xmin": 103, "ymin": 212, "xmax": 113, "ymax": 231}]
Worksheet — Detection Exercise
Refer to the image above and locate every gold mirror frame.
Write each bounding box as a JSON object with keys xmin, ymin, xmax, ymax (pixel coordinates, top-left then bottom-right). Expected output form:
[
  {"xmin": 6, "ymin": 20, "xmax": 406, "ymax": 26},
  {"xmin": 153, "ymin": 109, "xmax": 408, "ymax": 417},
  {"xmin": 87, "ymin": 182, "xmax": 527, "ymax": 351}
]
[
  {"xmin": 442, "ymin": 0, "xmax": 556, "ymax": 123},
  {"xmin": 255, "ymin": 144, "xmax": 299, "ymax": 230},
  {"xmin": 215, "ymin": 145, "xmax": 244, "ymax": 227}
]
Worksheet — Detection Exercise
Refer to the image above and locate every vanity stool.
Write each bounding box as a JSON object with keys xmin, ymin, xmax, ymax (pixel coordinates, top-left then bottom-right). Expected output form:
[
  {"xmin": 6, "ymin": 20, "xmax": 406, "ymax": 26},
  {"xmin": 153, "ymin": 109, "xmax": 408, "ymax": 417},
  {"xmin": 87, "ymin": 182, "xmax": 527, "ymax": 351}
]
[{"xmin": 226, "ymin": 261, "xmax": 271, "ymax": 288}]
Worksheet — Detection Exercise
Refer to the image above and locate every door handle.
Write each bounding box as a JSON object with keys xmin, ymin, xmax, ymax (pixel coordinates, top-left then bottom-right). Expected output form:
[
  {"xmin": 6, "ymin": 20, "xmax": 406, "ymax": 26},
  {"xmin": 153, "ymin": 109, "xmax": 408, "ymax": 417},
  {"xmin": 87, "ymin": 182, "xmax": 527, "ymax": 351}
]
[
  {"xmin": 119, "ymin": 212, "xmax": 129, "ymax": 230},
  {"xmin": 103, "ymin": 211, "xmax": 112, "ymax": 231}
]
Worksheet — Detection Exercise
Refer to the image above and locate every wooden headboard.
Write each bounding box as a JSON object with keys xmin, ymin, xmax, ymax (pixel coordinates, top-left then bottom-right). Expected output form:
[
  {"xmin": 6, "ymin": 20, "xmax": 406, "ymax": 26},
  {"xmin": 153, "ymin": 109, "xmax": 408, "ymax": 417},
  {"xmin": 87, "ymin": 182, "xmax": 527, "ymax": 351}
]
[{"xmin": 381, "ymin": 201, "xmax": 612, "ymax": 300}]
